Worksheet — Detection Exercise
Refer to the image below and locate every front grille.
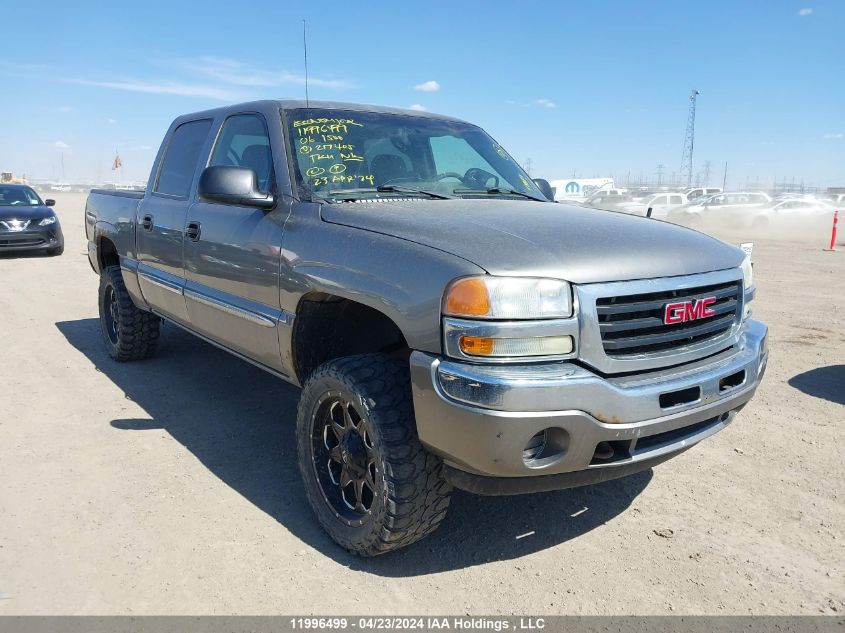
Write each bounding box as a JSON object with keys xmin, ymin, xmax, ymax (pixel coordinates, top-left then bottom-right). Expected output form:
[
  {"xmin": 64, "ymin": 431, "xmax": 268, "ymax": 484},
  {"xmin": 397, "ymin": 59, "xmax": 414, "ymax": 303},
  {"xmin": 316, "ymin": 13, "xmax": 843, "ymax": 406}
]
[
  {"xmin": 0, "ymin": 236, "xmax": 45, "ymax": 247},
  {"xmin": 596, "ymin": 280, "xmax": 741, "ymax": 357},
  {"xmin": 634, "ymin": 417, "xmax": 722, "ymax": 453}
]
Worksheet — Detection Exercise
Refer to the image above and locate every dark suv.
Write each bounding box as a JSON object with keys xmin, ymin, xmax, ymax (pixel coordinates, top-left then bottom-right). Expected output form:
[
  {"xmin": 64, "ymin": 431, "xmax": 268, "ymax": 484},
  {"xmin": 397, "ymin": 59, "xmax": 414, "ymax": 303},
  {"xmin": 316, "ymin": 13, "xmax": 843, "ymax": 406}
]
[{"xmin": 0, "ymin": 185, "xmax": 64, "ymax": 256}]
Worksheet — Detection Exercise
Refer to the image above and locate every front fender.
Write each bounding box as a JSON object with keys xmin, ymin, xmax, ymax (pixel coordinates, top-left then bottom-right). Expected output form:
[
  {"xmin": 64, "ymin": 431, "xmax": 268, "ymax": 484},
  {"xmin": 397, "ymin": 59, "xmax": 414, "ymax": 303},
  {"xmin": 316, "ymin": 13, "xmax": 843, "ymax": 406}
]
[{"xmin": 280, "ymin": 215, "xmax": 484, "ymax": 354}]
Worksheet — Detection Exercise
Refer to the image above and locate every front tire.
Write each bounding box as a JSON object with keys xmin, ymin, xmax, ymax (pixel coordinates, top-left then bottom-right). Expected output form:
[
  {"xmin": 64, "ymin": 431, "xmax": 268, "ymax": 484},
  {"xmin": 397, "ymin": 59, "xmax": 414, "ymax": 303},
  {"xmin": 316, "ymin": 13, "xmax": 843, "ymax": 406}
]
[
  {"xmin": 98, "ymin": 265, "xmax": 161, "ymax": 361},
  {"xmin": 296, "ymin": 354, "xmax": 452, "ymax": 556}
]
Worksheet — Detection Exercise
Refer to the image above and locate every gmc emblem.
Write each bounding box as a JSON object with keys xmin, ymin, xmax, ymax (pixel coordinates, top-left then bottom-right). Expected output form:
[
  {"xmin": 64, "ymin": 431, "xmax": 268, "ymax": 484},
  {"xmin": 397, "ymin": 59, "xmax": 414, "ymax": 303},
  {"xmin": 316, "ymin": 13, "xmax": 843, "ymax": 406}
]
[{"xmin": 664, "ymin": 297, "xmax": 717, "ymax": 324}]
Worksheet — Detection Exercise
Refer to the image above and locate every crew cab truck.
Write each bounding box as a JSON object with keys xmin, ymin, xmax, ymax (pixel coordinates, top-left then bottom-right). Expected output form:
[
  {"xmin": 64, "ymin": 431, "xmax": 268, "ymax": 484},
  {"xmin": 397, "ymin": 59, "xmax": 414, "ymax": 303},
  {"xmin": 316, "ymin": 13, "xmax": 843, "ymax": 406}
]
[{"xmin": 85, "ymin": 100, "xmax": 768, "ymax": 556}]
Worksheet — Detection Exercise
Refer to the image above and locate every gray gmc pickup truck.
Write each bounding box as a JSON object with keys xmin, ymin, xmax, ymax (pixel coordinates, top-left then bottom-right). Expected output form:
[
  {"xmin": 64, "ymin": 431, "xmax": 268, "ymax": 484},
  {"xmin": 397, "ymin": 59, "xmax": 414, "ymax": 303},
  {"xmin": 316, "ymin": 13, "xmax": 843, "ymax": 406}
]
[{"xmin": 85, "ymin": 100, "xmax": 768, "ymax": 555}]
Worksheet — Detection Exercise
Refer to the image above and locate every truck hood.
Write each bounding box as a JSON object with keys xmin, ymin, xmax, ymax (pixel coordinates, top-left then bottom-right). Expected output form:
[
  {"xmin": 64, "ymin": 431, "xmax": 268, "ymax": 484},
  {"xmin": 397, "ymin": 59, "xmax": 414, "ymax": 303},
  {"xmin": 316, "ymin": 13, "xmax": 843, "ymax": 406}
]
[{"xmin": 320, "ymin": 199, "xmax": 744, "ymax": 284}]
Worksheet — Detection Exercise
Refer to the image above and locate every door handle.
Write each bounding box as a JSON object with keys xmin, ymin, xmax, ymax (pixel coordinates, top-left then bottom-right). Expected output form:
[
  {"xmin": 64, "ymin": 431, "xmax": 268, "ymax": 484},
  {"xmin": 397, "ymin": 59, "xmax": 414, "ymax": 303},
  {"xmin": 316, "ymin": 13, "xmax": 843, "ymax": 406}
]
[
  {"xmin": 185, "ymin": 221, "xmax": 201, "ymax": 242},
  {"xmin": 141, "ymin": 214, "xmax": 154, "ymax": 231}
]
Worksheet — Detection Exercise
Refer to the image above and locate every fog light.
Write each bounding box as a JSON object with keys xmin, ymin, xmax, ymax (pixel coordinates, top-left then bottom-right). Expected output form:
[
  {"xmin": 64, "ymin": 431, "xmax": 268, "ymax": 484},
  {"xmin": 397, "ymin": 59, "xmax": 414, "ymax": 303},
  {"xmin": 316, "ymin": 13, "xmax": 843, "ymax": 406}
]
[
  {"xmin": 522, "ymin": 427, "xmax": 570, "ymax": 467},
  {"xmin": 458, "ymin": 335, "xmax": 573, "ymax": 358}
]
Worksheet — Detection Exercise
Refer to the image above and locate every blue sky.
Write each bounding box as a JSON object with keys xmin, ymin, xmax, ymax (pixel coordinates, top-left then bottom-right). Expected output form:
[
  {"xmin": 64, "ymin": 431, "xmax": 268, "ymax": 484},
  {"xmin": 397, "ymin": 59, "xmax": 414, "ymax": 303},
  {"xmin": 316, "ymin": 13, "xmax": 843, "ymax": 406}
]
[{"xmin": 1, "ymin": 0, "xmax": 842, "ymax": 187}]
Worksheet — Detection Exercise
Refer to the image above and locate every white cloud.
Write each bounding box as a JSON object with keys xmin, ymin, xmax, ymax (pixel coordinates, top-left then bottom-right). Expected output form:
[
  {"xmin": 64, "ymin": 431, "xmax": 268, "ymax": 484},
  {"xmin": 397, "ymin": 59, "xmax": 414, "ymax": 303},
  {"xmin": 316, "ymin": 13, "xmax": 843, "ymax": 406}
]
[
  {"xmin": 56, "ymin": 105, "xmax": 73, "ymax": 113},
  {"xmin": 413, "ymin": 80, "xmax": 440, "ymax": 92},
  {"xmin": 0, "ymin": 61, "xmax": 50, "ymax": 75},
  {"xmin": 106, "ymin": 118, "xmax": 116, "ymax": 124},
  {"xmin": 54, "ymin": 141, "xmax": 70, "ymax": 149},
  {"xmin": 797, "ymin": 7, "xmax": 813, "ymax": 15},
  {"xmin": 408, "ymin": 104, "xmax": 426, "ymax": 111},
  {"xmin": 170, "ymin": 56, "xmax": 351, "ymax": 89},
  {"xmin": 68, "ymin": 78, "xmax": 243, "ymax": 101},
  {"xmin": 507, "ymin": 99, "xmax": 556, "ymax": 108},
  {"xmin": 278, "ymin": 71, "xmax": 349, "ymax": 89},
  {"xmin": 823, "ymin": 133, "xmax": 843, "ymax": 139}
]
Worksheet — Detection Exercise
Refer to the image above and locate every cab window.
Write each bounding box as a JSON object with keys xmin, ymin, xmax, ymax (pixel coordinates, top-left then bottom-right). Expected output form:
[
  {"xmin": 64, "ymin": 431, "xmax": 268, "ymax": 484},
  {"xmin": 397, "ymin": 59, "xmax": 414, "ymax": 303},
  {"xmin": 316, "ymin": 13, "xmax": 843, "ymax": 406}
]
[
  {"xmin": 209, "ymin": 114, "xmax": 274, "ymax": 192},
  {"xmin": 155, "ymin": 119, "xmax": 213, "ymax": 198}
]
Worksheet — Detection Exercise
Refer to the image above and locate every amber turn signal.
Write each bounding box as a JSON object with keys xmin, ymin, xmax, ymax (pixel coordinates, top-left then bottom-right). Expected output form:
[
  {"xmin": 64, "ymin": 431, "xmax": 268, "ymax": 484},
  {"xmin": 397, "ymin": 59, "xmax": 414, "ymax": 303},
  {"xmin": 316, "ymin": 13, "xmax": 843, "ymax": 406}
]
[
  {"xmin": 444, "ymin": 278, "xmax": 491, "ymax": 317},
  {"xmin": 459, "ymin": 335, "xmax": 495, "ymax": 356}
]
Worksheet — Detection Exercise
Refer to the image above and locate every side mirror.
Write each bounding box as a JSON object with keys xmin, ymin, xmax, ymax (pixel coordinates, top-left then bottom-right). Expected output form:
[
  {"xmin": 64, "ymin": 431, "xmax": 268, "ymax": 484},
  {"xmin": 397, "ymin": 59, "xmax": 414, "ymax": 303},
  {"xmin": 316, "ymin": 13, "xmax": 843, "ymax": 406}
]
[
  {"xmin": 45, "ymin": 199, "xmax": 56, "ymax": 207},
  {"xmin": 532, "ymin": 178, "xmax": 555, "ymax": 201},
  {"xmin": 198, "ymin": 165, "xmax": 276, "ymax": 210}
]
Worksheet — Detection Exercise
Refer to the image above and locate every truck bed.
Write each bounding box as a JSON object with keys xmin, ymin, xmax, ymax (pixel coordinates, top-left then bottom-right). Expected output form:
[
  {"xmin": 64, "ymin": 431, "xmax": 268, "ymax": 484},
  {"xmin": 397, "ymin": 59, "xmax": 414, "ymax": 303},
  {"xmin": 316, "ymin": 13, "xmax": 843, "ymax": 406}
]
[{"xmin": 85, "ymin": 189, "xmax": 145, "ymax": 269}]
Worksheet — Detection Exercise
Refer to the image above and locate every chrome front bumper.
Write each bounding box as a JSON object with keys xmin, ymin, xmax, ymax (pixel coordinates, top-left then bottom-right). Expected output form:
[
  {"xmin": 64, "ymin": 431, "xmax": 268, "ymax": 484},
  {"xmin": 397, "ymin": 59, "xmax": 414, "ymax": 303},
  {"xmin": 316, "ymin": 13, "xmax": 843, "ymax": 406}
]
[{"xmin": 409, "ymin": 319, "xmax": 768, "ymax": 490}]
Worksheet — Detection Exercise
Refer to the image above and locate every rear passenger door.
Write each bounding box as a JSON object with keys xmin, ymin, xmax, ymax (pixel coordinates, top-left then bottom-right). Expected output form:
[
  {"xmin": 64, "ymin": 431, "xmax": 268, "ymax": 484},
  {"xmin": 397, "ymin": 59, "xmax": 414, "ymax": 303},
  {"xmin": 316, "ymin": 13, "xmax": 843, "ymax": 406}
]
[
  {"xmin": 136, "ymin": 118, "xmax": 212, "ymax": 324},
  {"xmin": 183, "ymin": 112, "xmax": 289, "ymax": 373}
]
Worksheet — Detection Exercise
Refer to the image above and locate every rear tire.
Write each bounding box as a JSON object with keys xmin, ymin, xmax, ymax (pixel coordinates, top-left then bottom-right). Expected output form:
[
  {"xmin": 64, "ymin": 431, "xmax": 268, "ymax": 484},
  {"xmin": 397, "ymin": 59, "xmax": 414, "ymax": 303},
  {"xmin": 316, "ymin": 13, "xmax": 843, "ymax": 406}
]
[
  {"xmin": 296, "ymin": 353, "xmax": 452, "ymax": 556},
  {"xmin": 98, "ymin": 265, "xmax": 161, "ymax": 361}
]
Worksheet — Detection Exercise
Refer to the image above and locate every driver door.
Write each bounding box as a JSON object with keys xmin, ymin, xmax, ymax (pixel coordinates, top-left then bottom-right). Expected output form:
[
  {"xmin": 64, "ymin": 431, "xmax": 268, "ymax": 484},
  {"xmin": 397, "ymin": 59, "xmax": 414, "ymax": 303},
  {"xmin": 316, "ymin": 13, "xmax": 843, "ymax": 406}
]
[{"xmin": 183, "ymin": 112, "xmax": 289, "ymax": 374}]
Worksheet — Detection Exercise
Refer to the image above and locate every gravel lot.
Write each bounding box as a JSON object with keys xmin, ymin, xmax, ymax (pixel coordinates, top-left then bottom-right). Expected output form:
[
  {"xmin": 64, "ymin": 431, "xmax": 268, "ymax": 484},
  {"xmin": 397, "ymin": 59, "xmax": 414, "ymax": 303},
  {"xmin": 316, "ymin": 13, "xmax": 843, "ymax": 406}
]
[{"xmin": 1, "ymin": 193, "xmax": 842, "ymax": 615}]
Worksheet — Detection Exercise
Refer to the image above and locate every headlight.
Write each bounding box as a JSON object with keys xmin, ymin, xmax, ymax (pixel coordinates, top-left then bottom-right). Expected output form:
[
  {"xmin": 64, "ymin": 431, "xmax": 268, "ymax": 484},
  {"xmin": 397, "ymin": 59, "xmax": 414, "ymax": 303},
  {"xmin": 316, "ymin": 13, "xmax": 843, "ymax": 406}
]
[
  {"xmin": 740, "ymin": 255, "xmax": 754, "ymax": 320},
  {"xmin": 740, "ymin": 254, "xmax": 753, "ymax": 290},
  {"xmin": 444, "ymin": 276, "xmax": 572, "ymax": 319},
  {"xmin": 39, "ymin": 216, "xmax": 57, "ymax": 226}
]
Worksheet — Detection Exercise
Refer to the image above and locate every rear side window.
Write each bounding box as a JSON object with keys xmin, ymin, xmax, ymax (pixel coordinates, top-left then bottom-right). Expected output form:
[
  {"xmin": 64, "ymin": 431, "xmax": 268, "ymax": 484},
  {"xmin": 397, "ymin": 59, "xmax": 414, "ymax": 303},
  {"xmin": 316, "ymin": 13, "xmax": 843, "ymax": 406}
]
[
  {"xmin": 155, "ymin": 119, "xmax": 213, "ymax": 197},
  {"xmin": 209, "ymin": 114, "xmax": 274, "ymax": 192}
]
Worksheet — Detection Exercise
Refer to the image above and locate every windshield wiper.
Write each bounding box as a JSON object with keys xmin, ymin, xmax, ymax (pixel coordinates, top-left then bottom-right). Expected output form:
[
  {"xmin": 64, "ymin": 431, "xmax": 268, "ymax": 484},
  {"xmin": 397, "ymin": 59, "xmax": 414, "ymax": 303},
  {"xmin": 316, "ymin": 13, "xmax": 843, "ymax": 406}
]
[
  {"xmin": 376, "ymin": 185, "xmax": 453, "ymax": 199},
  {"xmin": 326, "ymin": 186, "xmax": 453, "ymax": 201},
  {"xmin": 453, "ymin": 187, "xmax": 547, "ymax": 202}
]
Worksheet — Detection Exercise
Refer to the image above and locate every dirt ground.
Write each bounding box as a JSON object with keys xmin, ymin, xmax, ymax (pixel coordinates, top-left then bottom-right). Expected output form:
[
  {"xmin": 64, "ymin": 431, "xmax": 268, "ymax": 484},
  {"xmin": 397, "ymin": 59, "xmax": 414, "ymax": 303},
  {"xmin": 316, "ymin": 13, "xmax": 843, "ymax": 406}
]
[{"xmin": 0, "ymin": 192, "xmax": 842, "ymax": 615}]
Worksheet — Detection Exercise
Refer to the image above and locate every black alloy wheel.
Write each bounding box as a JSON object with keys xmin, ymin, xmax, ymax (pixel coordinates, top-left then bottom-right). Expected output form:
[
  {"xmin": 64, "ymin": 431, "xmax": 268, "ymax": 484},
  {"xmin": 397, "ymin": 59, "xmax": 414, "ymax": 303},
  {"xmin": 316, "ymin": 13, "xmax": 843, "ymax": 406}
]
[{"xmin": 312, "ymin": 395, "xmax": 378, "ymax": 525}]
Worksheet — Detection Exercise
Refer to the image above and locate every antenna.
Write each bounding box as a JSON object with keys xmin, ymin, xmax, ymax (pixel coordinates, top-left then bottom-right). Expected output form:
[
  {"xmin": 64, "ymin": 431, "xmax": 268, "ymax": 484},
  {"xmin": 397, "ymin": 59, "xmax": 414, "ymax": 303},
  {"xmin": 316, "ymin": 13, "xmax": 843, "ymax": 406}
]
[{"xmin": 302, "ymin": 19, "xmax": 310, "ymax": 107}]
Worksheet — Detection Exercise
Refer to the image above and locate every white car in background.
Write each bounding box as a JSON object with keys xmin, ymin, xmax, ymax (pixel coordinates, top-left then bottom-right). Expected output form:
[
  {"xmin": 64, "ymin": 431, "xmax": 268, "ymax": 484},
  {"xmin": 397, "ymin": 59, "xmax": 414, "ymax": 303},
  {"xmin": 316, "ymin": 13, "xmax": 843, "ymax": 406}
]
[
  {"xmin": 820, "ymin": 193, "xmax": 845, "ymax": 205},
  {"xmin": 49, "ymin": 183, "xmax": 72, "ymax": 192},
  {"xmin": 620, "ymin": 192, "xmax": 687, "ymax": 218},
  {"xmin": 667, "ymin": 192, "xmax": 772, "ymax": 229},
  {"xmin": 762, "ymin": 198, "xmax": 834, "ymax": 218},
  {"xmin": 584, "ymin": 188, "xmax": 628, "ymax": 207},
  {"xmin": 684, "ymin": 187, "xmax": 722, "ymax": 202}
]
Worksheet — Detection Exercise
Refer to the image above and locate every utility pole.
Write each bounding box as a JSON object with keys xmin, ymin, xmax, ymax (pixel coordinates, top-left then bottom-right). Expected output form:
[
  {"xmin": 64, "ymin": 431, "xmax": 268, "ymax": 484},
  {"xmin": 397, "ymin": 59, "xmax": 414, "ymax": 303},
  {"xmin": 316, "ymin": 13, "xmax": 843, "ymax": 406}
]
[
  {"xmin": 703, "ymin": 160, "xmax": 712, "ymax": 186},
  {"xmin": 722, "ymin": 161, "xmax": 728, "ymax": 190},
  {"xmin": 525, "ymin": 158, "xmax": 533, "ymax": 176},
  {"xmin": 680, "ymin": 89, "xmax": 700, "ymax": 188},
  {"xmin": 656, "ymin": 164, "xmax": 664, "ymax": 187}
]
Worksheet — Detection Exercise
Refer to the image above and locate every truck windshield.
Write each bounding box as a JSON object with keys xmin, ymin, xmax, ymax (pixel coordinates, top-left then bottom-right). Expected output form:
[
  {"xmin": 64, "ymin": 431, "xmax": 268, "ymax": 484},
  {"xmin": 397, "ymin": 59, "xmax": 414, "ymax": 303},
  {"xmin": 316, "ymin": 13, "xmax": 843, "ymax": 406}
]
[
  {"xmin": 284, "ymin": 108, "xmax": 545, "ymax": 202},
  {"xmin": 0, "ymin": 186, "xmax": 42, "ymax": 206}
]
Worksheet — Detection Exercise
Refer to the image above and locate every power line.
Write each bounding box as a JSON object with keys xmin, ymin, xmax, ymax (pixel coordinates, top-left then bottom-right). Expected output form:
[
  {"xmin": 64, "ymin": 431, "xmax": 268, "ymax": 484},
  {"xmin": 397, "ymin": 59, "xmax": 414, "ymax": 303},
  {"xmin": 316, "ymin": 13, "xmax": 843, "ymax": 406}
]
[{"xmin": 680, "ymin": 89, "xmax": 699, "ymax": 188}]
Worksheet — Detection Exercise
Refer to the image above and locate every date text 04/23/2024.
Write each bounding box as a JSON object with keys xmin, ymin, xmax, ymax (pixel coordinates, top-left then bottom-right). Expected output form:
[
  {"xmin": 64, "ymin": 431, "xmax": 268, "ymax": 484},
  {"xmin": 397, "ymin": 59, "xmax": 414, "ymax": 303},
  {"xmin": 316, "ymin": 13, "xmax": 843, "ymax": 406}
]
[{"xmin": 290, "ymin": 618, "xmax": 546, "ymax": 630}]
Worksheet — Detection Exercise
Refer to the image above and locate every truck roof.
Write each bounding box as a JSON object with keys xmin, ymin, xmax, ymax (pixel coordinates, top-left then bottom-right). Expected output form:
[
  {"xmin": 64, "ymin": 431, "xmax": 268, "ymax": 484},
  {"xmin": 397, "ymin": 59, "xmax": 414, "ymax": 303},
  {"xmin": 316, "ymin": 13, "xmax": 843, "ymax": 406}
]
[{"xmin": 171, "ymin": 99, "xmax": 469, "ymax": 126}]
